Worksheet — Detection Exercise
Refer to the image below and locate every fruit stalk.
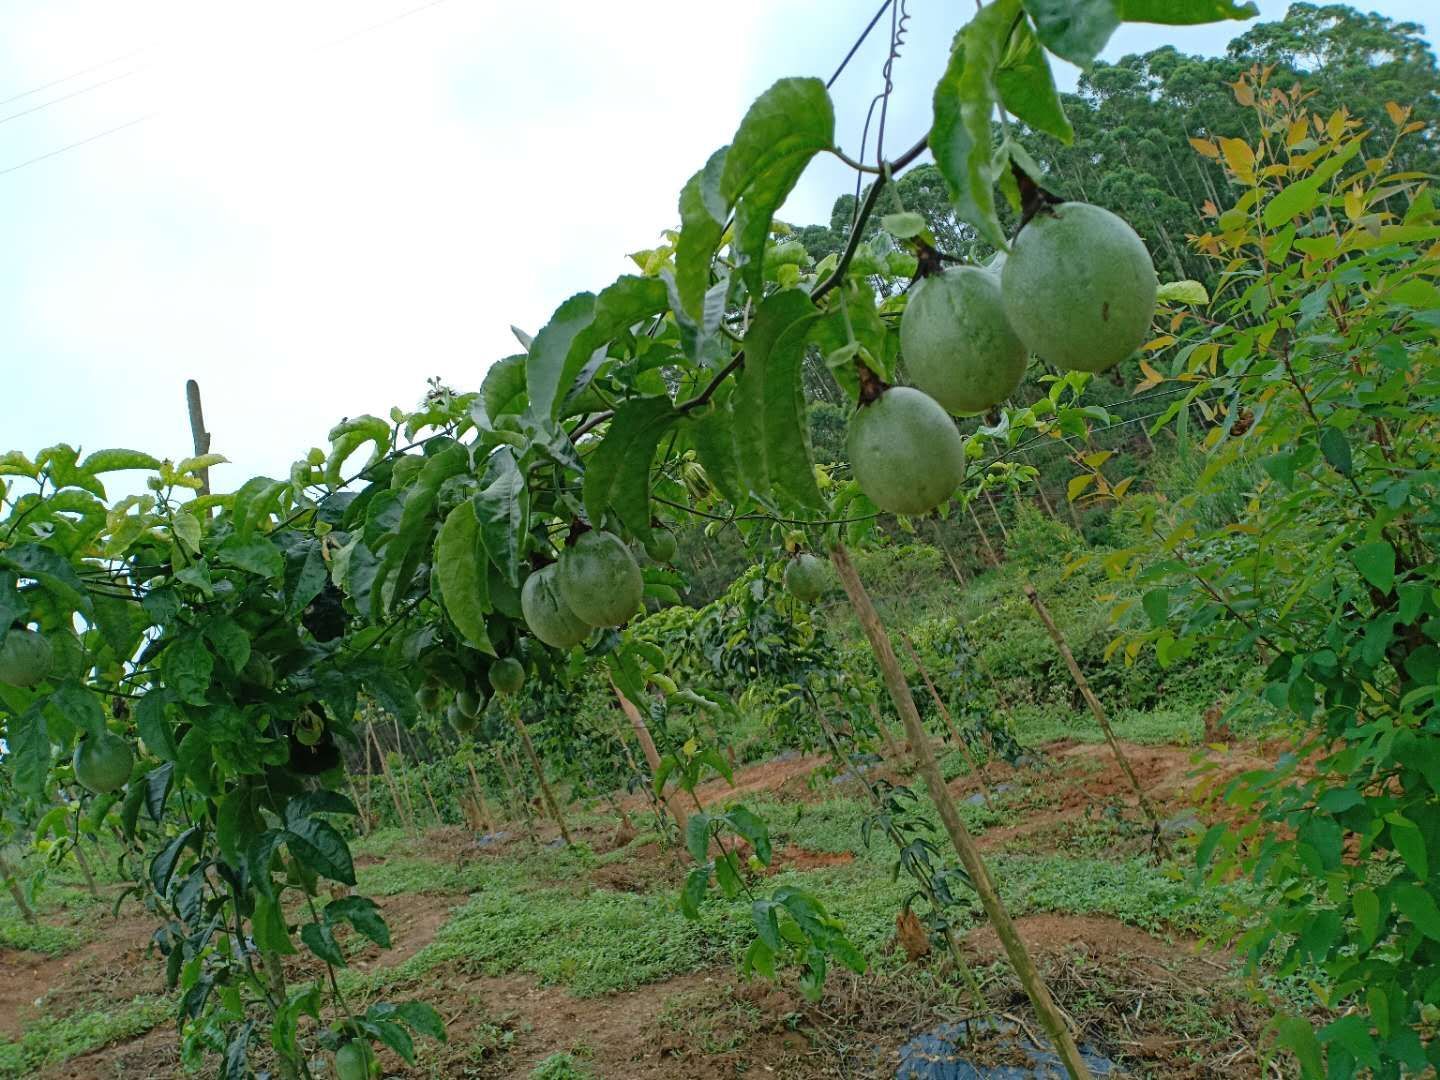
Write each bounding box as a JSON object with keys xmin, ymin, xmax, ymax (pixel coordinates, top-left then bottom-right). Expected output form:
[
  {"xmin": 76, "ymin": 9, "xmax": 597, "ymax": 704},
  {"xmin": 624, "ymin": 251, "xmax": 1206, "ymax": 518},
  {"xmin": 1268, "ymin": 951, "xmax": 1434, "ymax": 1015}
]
[{"xmin": 829, "ymin": 542, "xmax": 1092, "ymax": 1080}]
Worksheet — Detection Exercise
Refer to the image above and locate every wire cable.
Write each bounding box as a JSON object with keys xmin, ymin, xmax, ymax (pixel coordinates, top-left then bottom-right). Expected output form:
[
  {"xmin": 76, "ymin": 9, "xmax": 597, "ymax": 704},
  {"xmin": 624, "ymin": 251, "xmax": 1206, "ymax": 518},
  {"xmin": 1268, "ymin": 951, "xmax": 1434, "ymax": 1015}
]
[{"xmin": 0, "ymin": 47, "xmax": 146, "ymax": 108}]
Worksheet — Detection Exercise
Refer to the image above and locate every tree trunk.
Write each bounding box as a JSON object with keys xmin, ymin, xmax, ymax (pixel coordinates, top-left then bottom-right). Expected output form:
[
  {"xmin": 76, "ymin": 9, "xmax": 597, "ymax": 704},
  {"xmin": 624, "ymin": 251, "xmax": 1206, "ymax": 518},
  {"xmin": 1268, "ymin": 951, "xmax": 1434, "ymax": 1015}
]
[
  {"xmin": 511, "ymin": 707, "xmax": 572, "ymax": 846},
  {"xmin": 829, "ymin": 543, "xmax": 1090, "ymax": 1080},
  {"xmin": 1022, "ymin": 584, "xmax": 1167, "ymax": 847},
  {"xmin": 612, "ymin": 679, "xmax": 689, "ymax": 835}
]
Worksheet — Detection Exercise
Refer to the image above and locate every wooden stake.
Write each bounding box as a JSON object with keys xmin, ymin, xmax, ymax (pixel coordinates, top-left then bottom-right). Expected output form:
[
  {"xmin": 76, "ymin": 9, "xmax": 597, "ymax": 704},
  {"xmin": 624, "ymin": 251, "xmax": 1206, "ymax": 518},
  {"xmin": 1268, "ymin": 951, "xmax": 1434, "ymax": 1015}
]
[
  {"xmin": 983, "ymin": 487, "xmax": 1011, "ymax": 542},
  {"xmin": 0, "ymin": 855, "xmax": 37, "ymax": 925},
  {"xmin": 612, "ymin": 678, "xmax": 688, "ymax": 835},
  {"xmin": 1022, "ymin": 583, "xmax": 1166, "ymax": 844},
  {"xmin": 830, "ymin": 543, "xmax": 1090, "ymax": 1080},
  {"xmin": 184, "ymin": 379, "xmax": 212, "ymax": 498},
  {"xmin": 966, "ymin": 501, "xmax": 1002, "ymax": 568},
  {"xmin": 899, "ymin": 633, "xmax": 991, "ymax": 805},
  {"xmin": 465, "ymin": 758, "xmax": 493, "ymax": 831},
  {"xmin": 368, "ymin": 722, "xmax": 416, "ymax": 837},
  {"xmin": 390, "ymin": 717, "xmax": 423, "ymax": 829},
  {"xmin": 510, "ymin": 703, "xmax": 572, "ymax": 846}
]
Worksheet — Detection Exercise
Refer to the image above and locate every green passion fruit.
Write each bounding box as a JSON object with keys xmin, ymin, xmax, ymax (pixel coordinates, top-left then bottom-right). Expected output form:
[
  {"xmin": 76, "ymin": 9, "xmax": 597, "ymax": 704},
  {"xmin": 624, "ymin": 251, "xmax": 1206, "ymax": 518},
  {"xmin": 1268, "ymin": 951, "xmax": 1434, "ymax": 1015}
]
[
  {"xmin": 73, "ymin": 732, "xmax": 134, "ymax": 794},
  {"xmin": 643, "ymin": 529, "xmax": 678, "ymax": 564},
  {"xmin": 415, "ymin": 681, "xmax": 442, "ymax": 714},
  {"xmin": 784, "ymin": 554, "xmax": 830, "ymax": 602},
  {"xmin": 335, "ymin": 1041, "xmax": 379, "ymax": 1080},
  {"xmin": 1001, "ymin": 202, "xmax": 1157, "ymax": 373},
  {"xmin": 489, "ymin": 656, "xmax": 526, "ymax": 695},
  {"xmin": 846, "ymin": 387, "xmax": 966, "ymax": 516},
  {"xmin": 456, "ymin": 688, "xmax": 485, "ymax": 718},
  {"xmin": 448, "ymin": 700, "xmax": 479, "ymax": 733},
  {"xmin": 520, "ymin": 566, "xmax": 591, "ymax": 649},
  {"xmin": 0, "ymin": 627, "xmax": 52, "ymax": 688},
  {"xmin": 557, "ymin": 531, "xmax": 644, "ymax": 628},
  {"xmin": 900, "ymin": 265, "xmax": 1027, "ymax": 415},
  {"xmin": 293, "ymin": 709, "xmax": 326, "ymax": 747}
]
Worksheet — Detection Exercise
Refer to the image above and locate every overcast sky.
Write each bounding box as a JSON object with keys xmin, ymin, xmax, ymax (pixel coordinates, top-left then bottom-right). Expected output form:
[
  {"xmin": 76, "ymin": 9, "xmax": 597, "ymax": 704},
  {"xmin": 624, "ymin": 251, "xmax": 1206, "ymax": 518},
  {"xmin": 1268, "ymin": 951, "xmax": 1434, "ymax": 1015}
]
[{"xmin": 2, "ymin": 0, "xmax": 1433, "ymax": 491}]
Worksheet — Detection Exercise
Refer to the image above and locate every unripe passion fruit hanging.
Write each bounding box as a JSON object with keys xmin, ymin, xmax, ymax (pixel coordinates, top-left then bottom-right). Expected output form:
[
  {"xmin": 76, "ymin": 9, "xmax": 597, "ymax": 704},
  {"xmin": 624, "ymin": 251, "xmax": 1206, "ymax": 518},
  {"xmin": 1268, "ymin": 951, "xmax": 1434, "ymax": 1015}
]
[
  {"xmin": 0, "ymin": 627, "xmax": 52, "ymax": 688},
  {"xmin": 784, "ymin": 554, "xmax": 830, "ymax": 602},
  {"xmin": 557, "ymin": 531, "xmax": 644, "ymax": 628},
  {"xmin": 1001, "ymin": 202, "xmax": 1157, "ymax": 373},
  {"xmin": 846, "ymin": 386, "xmax": 966, "ymax": 516},
  {"xmin": 643, "ymin": 529, "xmax": 677, "ymax": 564},
  {"xmin": 73, "ymin": 731, "xmax": 134, "ymax": 794},
  {"xmin": 520, "ymin": 566, "xmax": 591, "ymax": 650},
  {"xmin": 900, "ymin": 266, "xmax": 1027, "ymax": 415},
  {"xmin": 490, "ymin": 656, "xmax": 526, "ymax": 695}
]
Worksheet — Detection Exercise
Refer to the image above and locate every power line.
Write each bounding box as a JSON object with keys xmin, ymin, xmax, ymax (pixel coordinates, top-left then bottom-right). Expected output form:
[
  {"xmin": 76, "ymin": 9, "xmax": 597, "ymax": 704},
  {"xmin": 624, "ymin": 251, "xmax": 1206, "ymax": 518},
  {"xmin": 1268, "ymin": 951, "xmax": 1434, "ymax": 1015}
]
[
  {"xmin": 0, "ymin": 67, "xmax": 144, "ymax": 128},
  {"xmin": 0, "ymin": 0, "xmax": 456, "ymax": 181},
  {"xmin": 0, "ymin": 47, "xmax": 146, "ymax": 108}
]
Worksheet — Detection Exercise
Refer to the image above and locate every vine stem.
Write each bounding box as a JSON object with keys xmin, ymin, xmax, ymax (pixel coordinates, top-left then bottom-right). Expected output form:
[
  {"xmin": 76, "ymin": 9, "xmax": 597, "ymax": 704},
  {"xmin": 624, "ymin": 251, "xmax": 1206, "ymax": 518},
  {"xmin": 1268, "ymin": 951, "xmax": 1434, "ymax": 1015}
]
[{"xmin": 829, "ymin": 541, "xmax": 1091, "ymax": 1080}]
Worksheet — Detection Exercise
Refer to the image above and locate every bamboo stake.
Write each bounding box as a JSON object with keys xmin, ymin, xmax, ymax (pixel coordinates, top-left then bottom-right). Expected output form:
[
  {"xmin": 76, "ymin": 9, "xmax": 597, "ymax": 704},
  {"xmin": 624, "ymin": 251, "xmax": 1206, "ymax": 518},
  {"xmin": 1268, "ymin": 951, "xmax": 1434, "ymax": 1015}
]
[
  {"xmin": 368, "ymin": 722, "xmax": 416, "ymax": 837},
  {"xmin": 899, "ymin": 633, "xmax": 992, "ymax": 805},
  {"xmin": 390, "ymin": 717, "xmax": 423, "ymax": 829},
  {"xmin": 612, "ymin": 678, "xmax": 689, "ymax": 835},
  {"xmin": 830, "ymin": 543, "xmax": 1090, "ymax": 1080},
  {"xmin": 983, "ymin": 487, "xmax": 1010, "ymax": 542},
  {"xmin": 498, "ymin": 746, "xmax": 539, "ymax": 846},
  {"xmin": 966, "ymin": 502, "xmax": 1002, "ymax": 568},
  {"xmin": 510, "ymin": 705, "xmax": 572, "ymax": 846},
  {"xmin": 465, "ymin": 758, "xmax": 493, "ymax": 831},
  {"xmin": 1022, "ymin": 583, "xmax": 1167, "ymax": 846},
  {"xmin": 0, "ymin": 855, "xmax": 37, "ymax": 925}
]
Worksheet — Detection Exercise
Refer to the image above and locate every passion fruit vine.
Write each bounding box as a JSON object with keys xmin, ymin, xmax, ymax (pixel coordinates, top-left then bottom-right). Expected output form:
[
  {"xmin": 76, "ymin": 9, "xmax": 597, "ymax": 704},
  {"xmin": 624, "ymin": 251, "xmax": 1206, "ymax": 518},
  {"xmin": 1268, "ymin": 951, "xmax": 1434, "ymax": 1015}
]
[
  {"xmin": 901, "ymin": 265, "xmax": 1027, "ymax": 415},
  {"xmin": 1001, "ymin": 201, "xmax": 1157, "ymax": 373},
  {"xmin": 847, "ymin": 386, "xmax": 966, "ymax": 516}
]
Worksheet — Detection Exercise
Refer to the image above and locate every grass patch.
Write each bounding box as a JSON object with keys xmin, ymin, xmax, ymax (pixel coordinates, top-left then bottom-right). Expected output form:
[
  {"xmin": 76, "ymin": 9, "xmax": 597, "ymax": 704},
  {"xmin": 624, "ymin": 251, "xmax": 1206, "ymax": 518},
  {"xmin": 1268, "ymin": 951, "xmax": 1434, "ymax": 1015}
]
[
  {"xmin": 529, "ymin": 1051, "xmax": 596, "ymax": 1079},
  {"xmin": 0, "ymin": 913, "xmax": 87, "ymax": 956},
  {"xmin": 0, "ymin": 996, "xmax": 171, "ymax": 1077}
]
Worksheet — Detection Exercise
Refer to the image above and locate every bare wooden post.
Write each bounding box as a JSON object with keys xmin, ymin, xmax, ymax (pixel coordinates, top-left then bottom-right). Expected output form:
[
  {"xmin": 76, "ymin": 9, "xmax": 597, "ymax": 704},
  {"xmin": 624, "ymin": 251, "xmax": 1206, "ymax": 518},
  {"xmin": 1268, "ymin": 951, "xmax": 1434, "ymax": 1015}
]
[
  {"xmin": 612, "ymin": 679, "xmax": 688, "ymax": 835},
  {"xmin": 899, "ymin": 633, "xmax": 991, "ymax": 805},
  {"xmin": 464, "ymin": 758, "xmax": 493, "ymax": 830},
  {"xmin": 184, "ymin": 379, "xmax": 212, "ymax": 497},
  {"xmin": 830, "ymin": 543, "xmax": 1090, "ymax": 1080},
  {"xmin": 1022, "ymin": 583, "xmax": 1166, "ymax": 842},
  {"xmin": 966, "ymin": 502, "xmax": 1002, "ymax": 568},
  {"xmin": 509, "ymin": 704, "xmax": 572, "ymax": 846}
]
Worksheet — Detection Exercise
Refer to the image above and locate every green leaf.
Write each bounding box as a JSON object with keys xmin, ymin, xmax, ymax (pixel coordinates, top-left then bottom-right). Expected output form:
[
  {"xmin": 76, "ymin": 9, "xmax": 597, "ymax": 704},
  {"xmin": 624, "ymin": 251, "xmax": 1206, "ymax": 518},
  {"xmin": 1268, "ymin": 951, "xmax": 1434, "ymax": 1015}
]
[
  {"xmin": 1319, "ymin": 427, "xmax": 1353, "ymax": 476},
  {"xmin": 49, "ymin": 680, "xmax": 105, "ymax": 739},
  {"xmin": 435, "ymin": 502, "xmax": 495, "ymax": 655},
  {"xmin": 675, "ymin": 147, "xmax": 730, "ymax": 323},
  {"xmin": 719, "ymin": 78, "xmax": 835, "ymax": 299},
  {"xmin": 300, "ymin": 921, "xmax": 346, "ymax": 967},
  {"xmin": 253, "ymin": 893, "xmax": 296, "ymax": 954},
  {"xmin": 1394, "ymin": 885, "xmax": 1440, "ymax": 941},
  {"xmin": 931, "ymin": 0, "xmax": 1016, "ymax": 250},
  {"xmin": 745, "ymin": 937, "xmax": 777, "ymax": 980},
  {"xmin": 161, "ymin": 634, "xmax": 213, "ymax": 706},
  {"xmin": 11, "ymin": 704, "xmax": 49, "ymax": 799},
  {"xmin": 996, "ymin": 19, "xmax": 1073, "ymax": 143},
  {"xmin": 1351, "ymin": 542, "xmax": 1395, "ymax": 595},
  {"xmin": 1141, "ymin": 588, "xmax": 1169, "ymax": 628},
  {"xmin": 1389, "ymin": 816, "xmax": 1427, "ymax": 881},
  {"xmin": 391, "ymin": 1002, "xmax": 445, "ymax": 1041},
  {"xmin": 284, "ymin": 542, "xmax": 329, "ymax": 619},
  {"xmin": 474, "ymin": 449, "xmax": 528, "ymax": 589},
  {"xmin": 0, "ymin": 451, "xmax": 38, "ymax": 478},
  {"xmin": 1273, "ymin": 1015, "xmax": 1322, "ymax": 1079},
  {"xmin": 285, "ymin": 817, "xmax": 356, "ymax": 886},
  {"xmin": 1352, "ymin": 887, "xmax": 1382, "ymax": 948},
  {"xmin": 79, "ymin": 448, "xmax": 162, "ymax": 474},
  {"xmin": 554, "ymin": 275, "xmax": 670, "ymax": 419},
  {"xmin": 215, "ymin": 786, "xmax": 256, "ymax": 866},
  {"xmin": 881, "ymin": 211, "xmax": 928, "ymax": 239},
  {"xmin": 1263, "ymin": 178, "xmax": 1322, "ymax": 229},
  {"xmin": 479, "ymin": 354, "xmax": 528, "ymax": 424},
  {"xmin": 733, "ymin": 290, "xmax": 824, "ymax": 509},
  {"xmin": 230, "ymin": 477, "xmax": 287, "ymax": 540},
  {"xmin": 1155, "ymin": 280, "xmax": 1209, "ymax": 305},
  {"xmin": 368, "ymin": 1020, "xmax": 416, "ymax": 1063},
  {"xmin": 0, "ymin": 544, "xmax": 92, "ymax": 616},
  {"xmin": 723, "ymin": 806, "xmax": 773, "ymax": 865},
  {"xmin": 1117, "ymin": 0, "xmax": 1258, "ymax": 24},
  {"xmin": 687, "ymin": 400, "xmax": 745, "ymax": 506},
  {"xmin": 685, "ymin": 812, "xmax": 712, "ymax": 865},
  {"xmin": 204, "ymin": 616, "xmax": 251, "ymax": 674},
  {"xmin": 526, "ymin": 292, "xmax": 597, "ymax": 422},
  {"xmin": 1020, "ymin": 0, "xmax": 1119, "ymax": 66},
  {"xmin": 680, "ymin": 865, "xmax": 709, "ymax": 919},
  {"xmin": 373, "ymin": 443, "xmax": 469, "ymax": 617},
  {"xmin": 217, "ymin": 536, "xmax": 285, "ymax": 580},
  {"xmin": 325, "ymin": 415, "xmax": 390, "ymax": 489},
  {"xmin": 582, "ymin": 397, "xmax": 679, "ymax": 543},
  {"xmin": 150, "ymin": 825, "xmax": 200, "ymax": 896},
  {"xmin": 326, "ymin": 896, "xmax": 391, "ymax": 948}
]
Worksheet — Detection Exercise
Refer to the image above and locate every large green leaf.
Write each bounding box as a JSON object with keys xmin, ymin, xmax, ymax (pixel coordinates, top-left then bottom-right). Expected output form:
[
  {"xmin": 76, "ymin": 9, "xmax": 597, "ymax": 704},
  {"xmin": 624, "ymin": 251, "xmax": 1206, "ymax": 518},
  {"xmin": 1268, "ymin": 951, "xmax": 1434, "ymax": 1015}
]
[
  {"xmin": 733, "ymin": 290, "xmax": 824, "ymax": 508},
  {"xmin": 474, "ymin": 449, "xmax": 527, "ymax": 588},
  {"xmin": 931, "ymin": 0, "xmax": 1019, "ymax": 251},
  {"xmin": 434, "ymin": 501, "xmax": 495, "ymax": 655},
  {"xmin": 996, "ymin": 18, "xmax": 1073, "ymax": 143},
  {"xmin": 217, "ymin": 536, "xmax": 285, "ymax": 580},
  {"xmin": 326, "ymin": 895, "xmax": 391, "ymax": 948},
  {"xmin": 1020, "ymin": 0, "xmax": 1119, "ymax": 66},
  {"xmin": 230, "ymin": 477, "xmax": 287, "ymax": 540},
  {"xmin": 478, "ymin": 354, "xmax": 528, "ymax": 425},
  {"xmin": 1118, "ymin": 0, "xmax": 1257, "ymax": 24},
  {"xmin": 253, "ymin": 893, "xmax": 296, "ymax": 954},
  {"xmin": 0, "ymin": 543, "xmax": 92, "ymax": 617},
  {"xmin": 161, "ymin": 633, "xmax": 214, "ymax": 706},
  {"xmin": 553, "ymin": 275, "xmax": 669, "ymax": 420},
  {"xmin": 285, "ymin": 816, "xmax": 356, "ymax": 886},
  {"xmin": 79, "ymin": 448, "xmax": 162, "ymax": 474},
  {"xmin": 674, "ymin": 147, "xmax": 730, "ymax": 323},
  {"xmin": 687, "ymin": 398, "xmax": 745, "ymax": 506},
  {"xmin": 372, "ymin": 443, "xmax": 469, "ymax": 617},
  {"xmin": 49, "ymin": 680, "xmax": 105, "ymax": 739},
  {"xmin": 10, "ymin": 703, "xmax": 49, "ymax": 799},
  {"xmin": 525, "ymin": 292, "xmax": 596, "ymax": 422},
  {"xmin": 582, "ymin": 397, "xmax": 680, "ymax": 543},
  {"xmin": 720, "ymin": 78, "xmax": 835, "ymax": 300}
]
